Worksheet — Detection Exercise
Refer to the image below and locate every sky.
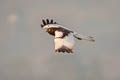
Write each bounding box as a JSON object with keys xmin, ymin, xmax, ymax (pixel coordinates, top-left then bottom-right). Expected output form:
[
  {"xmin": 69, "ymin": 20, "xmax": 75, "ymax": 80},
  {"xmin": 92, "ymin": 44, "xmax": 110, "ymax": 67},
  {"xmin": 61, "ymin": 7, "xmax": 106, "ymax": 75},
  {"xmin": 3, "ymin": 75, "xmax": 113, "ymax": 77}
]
[{"xmin": 0, "ymin": 0, "xmax": 120, "ymax": 80}]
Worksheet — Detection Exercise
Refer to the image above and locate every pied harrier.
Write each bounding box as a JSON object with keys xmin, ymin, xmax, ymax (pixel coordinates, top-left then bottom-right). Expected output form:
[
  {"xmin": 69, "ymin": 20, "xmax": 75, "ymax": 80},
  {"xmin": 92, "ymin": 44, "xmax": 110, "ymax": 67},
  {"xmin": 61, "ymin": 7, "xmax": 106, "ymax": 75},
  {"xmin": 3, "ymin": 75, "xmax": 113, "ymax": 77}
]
[{"xmin": 41, "ymin": 19, "xmax": 95, "ymax": 53}]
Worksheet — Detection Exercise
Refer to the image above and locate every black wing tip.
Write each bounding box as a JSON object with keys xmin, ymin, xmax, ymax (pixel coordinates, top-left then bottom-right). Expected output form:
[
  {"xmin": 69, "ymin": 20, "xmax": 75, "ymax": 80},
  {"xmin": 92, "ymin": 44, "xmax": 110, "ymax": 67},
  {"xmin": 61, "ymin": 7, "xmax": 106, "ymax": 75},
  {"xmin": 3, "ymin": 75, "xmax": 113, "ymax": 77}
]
[
  {"xmin": 40, "ymin": 19, "xmax": 57, "ymax": 28},
  {"xmin": 55, "ymin": 47, "xmax": 73, "ymax": 53}
]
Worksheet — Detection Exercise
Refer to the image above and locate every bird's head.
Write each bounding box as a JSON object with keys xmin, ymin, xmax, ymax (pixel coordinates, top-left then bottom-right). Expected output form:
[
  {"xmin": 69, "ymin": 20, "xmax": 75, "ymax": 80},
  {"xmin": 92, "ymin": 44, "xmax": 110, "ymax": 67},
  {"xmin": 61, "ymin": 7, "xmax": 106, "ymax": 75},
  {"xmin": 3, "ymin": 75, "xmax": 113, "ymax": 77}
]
[{"xmin": 41, "ymin": 19, "xmax": 60, "ymax": 35}]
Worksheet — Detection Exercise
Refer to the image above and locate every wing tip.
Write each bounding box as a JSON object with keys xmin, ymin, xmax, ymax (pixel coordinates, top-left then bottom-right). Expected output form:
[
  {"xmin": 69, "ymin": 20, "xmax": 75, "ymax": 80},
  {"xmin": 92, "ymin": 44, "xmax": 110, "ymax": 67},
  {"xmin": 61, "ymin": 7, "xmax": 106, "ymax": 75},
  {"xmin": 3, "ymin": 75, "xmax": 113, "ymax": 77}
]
[
  {"xmin": 40, "ymin": 19, "xmax": 57, "ymax": 28},
  {"xmin": 55, "ymin": 46, "xmax": 73, "ymax": 53}
]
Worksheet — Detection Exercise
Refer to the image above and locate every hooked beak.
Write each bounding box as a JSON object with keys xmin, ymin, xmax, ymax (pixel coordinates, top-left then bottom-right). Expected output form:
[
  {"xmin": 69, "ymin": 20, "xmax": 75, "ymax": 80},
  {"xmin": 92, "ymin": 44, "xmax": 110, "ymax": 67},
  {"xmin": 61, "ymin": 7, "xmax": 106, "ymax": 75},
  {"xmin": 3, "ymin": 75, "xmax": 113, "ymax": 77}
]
[
  {"xmin": 44, "ymin": 28, "xmax": 48, "ymax": 32},
  {"xmin": 42, "ymin": 27, "xmax": 47, "ymax": 32},
  {"xmin": 43, "ymin": 25, "xmax": 49, "ymax": 31}
]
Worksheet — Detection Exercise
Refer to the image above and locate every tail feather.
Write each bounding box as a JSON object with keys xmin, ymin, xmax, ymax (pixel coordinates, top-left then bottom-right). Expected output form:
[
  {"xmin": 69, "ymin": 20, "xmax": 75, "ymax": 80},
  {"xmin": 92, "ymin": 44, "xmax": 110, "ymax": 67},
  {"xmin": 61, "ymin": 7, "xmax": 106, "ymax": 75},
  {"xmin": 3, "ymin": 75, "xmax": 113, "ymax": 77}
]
[
  {"xmin": 73, "ymin": 32, "xmax": 95, "ymax": 42},
  {"xmin": 85, "ymin": 36, "xmax": 95, "ymax": 42}
]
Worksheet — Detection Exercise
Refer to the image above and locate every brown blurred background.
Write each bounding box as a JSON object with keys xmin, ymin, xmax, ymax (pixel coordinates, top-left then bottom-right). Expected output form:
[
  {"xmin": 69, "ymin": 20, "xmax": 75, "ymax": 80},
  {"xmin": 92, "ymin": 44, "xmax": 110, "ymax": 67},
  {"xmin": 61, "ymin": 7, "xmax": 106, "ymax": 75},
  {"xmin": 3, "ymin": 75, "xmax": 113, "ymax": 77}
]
[{"xmin": 0, "ymin": 0, "xmax": 120, "ymax": 80}]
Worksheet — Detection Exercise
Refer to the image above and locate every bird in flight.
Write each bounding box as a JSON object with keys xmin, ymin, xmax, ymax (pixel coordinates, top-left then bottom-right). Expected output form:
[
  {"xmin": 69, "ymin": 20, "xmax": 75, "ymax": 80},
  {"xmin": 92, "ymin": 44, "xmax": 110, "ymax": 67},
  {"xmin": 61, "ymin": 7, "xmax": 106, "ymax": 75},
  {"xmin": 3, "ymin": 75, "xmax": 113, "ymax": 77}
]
[{"xmin": 41, "ymin": 19, "xmax": 95, "ymax": 53}]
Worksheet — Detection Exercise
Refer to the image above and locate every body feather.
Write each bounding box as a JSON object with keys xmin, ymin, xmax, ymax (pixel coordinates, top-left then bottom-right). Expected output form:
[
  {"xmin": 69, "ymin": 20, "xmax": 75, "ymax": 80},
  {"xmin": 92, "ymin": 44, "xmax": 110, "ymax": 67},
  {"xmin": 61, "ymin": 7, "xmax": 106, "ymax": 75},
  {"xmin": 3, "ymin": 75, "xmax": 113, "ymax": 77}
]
[{"xmin": 41, "ymin": 19, "xmax": 95, "ymax": 53}]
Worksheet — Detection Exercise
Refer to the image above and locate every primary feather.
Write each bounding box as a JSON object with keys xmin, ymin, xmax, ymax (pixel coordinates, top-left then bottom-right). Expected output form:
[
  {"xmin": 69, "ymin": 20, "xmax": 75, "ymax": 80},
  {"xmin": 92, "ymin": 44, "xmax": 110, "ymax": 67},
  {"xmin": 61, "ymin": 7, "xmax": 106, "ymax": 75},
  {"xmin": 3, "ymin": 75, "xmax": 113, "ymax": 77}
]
[{"xmin": 41, "ymin": 19, "xmax": 95, "ymax": 53}]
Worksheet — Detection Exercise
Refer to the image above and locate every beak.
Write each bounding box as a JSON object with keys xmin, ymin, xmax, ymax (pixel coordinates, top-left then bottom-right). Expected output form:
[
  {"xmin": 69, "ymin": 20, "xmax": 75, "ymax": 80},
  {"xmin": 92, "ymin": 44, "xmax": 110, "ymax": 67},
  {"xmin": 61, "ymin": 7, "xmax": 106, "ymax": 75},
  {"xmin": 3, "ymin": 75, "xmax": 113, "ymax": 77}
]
[
  {"xmin": 43, "ymin": 27, "xmax": 47, "ymax": 31},
  {"xmin": 45, "ymin": 29, "xmax": 48, "ymax": 32},
  {"xmin": 43, "ymin": 25, "xmax": 49, "ymax": 31}
]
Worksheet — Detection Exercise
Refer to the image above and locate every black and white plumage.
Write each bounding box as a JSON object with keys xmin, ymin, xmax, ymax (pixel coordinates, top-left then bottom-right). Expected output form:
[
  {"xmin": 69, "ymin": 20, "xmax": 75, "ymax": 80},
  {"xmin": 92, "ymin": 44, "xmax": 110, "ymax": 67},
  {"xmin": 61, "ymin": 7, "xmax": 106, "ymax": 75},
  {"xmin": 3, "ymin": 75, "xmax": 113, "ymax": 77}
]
[{"xmin": 41, "ymin": 19, "xmax": 95, "ymax": 53}]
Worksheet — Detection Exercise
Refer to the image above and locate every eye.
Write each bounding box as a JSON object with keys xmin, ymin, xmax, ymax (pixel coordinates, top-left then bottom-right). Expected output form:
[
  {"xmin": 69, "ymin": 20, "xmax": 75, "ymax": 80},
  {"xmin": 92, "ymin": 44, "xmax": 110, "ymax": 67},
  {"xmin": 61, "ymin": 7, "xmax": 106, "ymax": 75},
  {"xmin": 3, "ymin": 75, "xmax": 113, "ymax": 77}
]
[
  {"xmin": 48, "ymin": 29, "xmax": 51, "ymax": 32},
  {"xmin": 51, "ymin": 29, "xmax": 53, "ymax": 32}
]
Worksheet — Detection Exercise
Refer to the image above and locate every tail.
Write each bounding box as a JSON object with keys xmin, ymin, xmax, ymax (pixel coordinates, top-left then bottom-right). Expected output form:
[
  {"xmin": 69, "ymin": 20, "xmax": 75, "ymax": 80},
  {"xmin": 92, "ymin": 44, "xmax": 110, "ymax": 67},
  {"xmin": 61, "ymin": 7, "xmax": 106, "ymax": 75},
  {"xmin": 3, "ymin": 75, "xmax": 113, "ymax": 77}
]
[{"xmin": 73, "ymin": 32, "xmax": 95, "ymax": 42}]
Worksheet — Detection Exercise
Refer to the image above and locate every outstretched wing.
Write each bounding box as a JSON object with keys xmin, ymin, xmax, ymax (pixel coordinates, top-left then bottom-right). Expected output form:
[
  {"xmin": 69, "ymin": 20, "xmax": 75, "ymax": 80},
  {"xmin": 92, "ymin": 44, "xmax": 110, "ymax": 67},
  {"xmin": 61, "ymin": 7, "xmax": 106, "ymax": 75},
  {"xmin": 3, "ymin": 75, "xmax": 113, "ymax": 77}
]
[
  {"xmin": 54, "ymin": 31, "xmax": 75, "ymax": 53},
  {"xmin": 73, "ymin": 32, "xmax": 95, "ymax": 42}
]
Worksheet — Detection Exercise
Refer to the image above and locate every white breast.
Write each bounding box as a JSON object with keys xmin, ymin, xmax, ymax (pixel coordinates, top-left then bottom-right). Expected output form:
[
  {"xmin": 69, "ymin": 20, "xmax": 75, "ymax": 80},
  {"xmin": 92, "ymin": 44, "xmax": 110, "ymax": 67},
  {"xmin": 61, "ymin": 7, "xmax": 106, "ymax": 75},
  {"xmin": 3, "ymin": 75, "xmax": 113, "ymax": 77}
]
[
  {"xmin": 54, "ymin": 33, "xmax": 75, "ymax": 50},
  {"xmin": 55, "ymin": 30, "xmax": 63, "ymax": 38},
  {"xmin": 63, "ymin": 33, "xmax": 75, "ymax": 49}
]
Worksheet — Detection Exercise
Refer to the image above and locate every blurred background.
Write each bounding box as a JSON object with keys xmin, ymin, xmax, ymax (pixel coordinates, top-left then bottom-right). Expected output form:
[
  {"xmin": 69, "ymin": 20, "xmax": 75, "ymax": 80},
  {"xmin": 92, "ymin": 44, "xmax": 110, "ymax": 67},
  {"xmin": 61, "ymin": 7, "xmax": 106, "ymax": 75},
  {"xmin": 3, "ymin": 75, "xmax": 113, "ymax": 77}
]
[{"xmin": 0, "ymin": 0, "xmax": 120, "ymax": 80}]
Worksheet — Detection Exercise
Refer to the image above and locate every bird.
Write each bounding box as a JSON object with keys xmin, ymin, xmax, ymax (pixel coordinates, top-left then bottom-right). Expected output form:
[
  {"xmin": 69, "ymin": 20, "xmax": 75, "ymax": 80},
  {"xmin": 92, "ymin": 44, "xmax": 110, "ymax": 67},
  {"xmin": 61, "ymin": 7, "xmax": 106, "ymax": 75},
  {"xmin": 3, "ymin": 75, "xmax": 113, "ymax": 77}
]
[{"xmin": 41, "ymin": 19, "xmax": 95, "ymax": 53}]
